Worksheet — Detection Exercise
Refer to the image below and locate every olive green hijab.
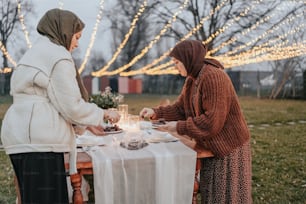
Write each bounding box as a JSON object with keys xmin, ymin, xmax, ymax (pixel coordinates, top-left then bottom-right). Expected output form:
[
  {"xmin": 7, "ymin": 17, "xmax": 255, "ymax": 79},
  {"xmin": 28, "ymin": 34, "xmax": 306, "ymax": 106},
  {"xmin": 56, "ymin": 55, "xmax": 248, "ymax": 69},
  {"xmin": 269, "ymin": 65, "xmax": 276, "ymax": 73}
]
[
  {"xmin": 37, "ymin": 8, "xmax": 84, "ymax": 50},
  {"xmin": 37, "ymin": 8, "xmax": 89, "ymax": 101}
]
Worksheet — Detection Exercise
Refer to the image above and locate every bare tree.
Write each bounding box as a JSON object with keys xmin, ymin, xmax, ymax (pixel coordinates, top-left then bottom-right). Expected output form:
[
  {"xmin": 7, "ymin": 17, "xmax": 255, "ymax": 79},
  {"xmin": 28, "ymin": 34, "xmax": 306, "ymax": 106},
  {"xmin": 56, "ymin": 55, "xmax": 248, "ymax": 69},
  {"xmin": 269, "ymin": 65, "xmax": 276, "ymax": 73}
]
[
  {"xmin": 158, "ymin": 1, "xmax": 303, "ymax": 53},
  {"xmin": 268, "ymin": 7, "xmax": 305, "ymax": 99},
  {"xmin": 269, "ymin": 58, "xmax": 299, "ymax": 99},
  {"xmin": 0, "ymin": 0, "xmax": 18, "ymax": 68},
  {"xmin": 0, "ymin": 0, "xmax": 19, "ymax": 95},
  {"xmin": 90, "ymin": 1, "xmax": 304, "ymax": 94},
  {"xmin": 0, "ymin": 0, "xmax": 33, "ymax": 68},
  {"xmin": 104, "ymin": 0, "xmax": 163, "ymax": 73},
  {"xmin": 88, "ymin": 51, "xmax": 107, "ymax": 73},
  {"xmin": 0, "ymin": 0, "xmax": 33, "ymax": 94},
  {"xmin": 269, "ymin": 51, "xmax": 305, "ymax": 99},
  {"xmin": 153, "ymin": 0, "xmax": 305, "ymax": 95}
]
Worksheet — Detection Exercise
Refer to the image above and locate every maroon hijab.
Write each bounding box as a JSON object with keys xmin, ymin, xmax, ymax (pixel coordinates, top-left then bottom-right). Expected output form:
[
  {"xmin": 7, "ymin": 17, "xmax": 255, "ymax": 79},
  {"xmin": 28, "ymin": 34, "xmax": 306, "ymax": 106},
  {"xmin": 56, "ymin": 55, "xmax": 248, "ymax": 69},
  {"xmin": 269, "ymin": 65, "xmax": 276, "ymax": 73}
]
[{"xmin": 169, "ymin": 40, "xmax": 223, "ymax": 79}]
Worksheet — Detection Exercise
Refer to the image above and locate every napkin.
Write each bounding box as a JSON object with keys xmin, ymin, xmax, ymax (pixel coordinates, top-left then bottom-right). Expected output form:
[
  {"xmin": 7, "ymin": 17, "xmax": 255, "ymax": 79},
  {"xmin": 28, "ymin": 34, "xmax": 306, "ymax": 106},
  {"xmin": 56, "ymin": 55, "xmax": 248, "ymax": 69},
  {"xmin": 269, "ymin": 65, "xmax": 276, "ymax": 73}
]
[
  {"xmin": 145, "ymin": 130, "xmax": 179, "ymax": 143},
  {"xmin": 76, "ymin": 133, "xmax": 106, "ymax": 147}
]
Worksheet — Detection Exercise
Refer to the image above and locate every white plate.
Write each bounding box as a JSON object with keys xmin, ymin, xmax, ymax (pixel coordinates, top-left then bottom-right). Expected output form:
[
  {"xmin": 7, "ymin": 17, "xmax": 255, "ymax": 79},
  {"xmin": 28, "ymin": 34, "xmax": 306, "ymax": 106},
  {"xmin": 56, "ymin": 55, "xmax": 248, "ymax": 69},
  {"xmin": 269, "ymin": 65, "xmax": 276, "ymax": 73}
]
[
  {"xmin": 147, "ymin": 137, "xmax": 179, "ymax": 143},
  {"xmin": 77, "ymin": 143, "xmax": 105, "ymax": 147},
  {"xmin": 152, "ymin": 122, "xmax": 167, "ymax": 128},
  {"xmin": 146, "ymin": 133, "xmax": 179, "ymax": 143},
  {"xmin": 104, "ymin": 129, "xmax": 123, "ymax": 134}
]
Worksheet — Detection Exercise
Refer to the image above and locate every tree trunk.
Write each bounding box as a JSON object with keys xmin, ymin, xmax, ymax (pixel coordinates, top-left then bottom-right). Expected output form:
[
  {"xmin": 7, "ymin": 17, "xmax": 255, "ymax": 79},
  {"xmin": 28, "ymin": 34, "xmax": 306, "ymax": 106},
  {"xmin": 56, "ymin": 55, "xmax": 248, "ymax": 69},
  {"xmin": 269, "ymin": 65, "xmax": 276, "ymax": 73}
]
[
  {"xmin": 256, "ymin": 70, "xmax": 261, "ymax": 99},
  {"xmin": 303, "ymin": 70, "xmax": 306, "ymax": 99}
]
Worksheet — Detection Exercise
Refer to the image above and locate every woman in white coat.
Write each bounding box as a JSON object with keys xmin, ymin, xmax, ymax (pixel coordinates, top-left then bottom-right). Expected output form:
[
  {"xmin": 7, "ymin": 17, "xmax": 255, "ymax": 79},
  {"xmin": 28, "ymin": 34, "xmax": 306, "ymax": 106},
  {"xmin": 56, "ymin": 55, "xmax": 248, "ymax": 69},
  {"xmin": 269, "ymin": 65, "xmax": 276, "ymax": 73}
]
[{"xmin": 0, "ymin": 9, "xmax": 120, "ymax": 203}]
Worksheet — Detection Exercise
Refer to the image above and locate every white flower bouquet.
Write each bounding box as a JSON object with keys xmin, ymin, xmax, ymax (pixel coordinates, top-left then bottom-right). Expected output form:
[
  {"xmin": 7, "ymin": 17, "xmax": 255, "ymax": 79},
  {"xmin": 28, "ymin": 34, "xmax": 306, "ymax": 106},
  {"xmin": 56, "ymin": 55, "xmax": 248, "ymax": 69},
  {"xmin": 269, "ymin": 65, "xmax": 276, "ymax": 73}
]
[{"xmin": 90, "ymin": 86, "xmax": 124, "ymax": 109}]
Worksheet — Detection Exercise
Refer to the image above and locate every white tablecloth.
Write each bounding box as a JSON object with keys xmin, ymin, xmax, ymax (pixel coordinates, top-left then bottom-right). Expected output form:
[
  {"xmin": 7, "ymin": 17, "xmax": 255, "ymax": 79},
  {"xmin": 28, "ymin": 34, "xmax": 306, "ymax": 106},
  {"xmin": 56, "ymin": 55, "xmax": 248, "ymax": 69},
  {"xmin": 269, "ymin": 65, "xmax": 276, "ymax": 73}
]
[{"xmin": 82, "ymin": 130, "xmax": 196, "ymax": 204}]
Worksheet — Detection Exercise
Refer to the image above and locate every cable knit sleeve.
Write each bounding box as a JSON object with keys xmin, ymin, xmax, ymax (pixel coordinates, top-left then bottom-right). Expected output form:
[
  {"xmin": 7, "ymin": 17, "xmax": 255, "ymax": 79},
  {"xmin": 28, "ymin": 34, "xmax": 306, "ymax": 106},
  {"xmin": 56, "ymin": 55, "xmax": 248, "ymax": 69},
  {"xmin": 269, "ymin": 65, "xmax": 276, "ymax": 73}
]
[
  {"xmin": 177, "ymin": 67, "xmax": 232, "ymax": 140},
  {"xmin": 153, "ymin": 81, "xmax": 189, "ymax": 121},
  {"xmin": 153, "ymin": 94, "xmax": 186, "ymax": 121}
]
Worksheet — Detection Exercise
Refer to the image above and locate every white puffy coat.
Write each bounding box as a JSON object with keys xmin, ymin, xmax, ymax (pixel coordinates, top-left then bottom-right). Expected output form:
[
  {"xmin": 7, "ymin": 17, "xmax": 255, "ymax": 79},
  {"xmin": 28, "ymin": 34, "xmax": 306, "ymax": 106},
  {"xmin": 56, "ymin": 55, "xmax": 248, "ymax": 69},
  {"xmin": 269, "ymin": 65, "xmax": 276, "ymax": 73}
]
[{"xmin": 1, "ymin": 36, "xmax": 104, "ymax": 173}]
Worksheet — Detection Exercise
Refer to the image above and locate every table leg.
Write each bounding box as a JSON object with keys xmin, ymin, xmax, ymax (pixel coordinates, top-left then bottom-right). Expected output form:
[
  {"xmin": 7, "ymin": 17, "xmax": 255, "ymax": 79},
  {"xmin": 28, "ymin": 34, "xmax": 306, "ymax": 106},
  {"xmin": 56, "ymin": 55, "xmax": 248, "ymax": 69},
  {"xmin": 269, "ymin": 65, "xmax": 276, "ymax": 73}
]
[
  {"xmin": 192, "ymin": 158, "xmax": 201, "ymax": 204},
  {"xmin": 70, "ymin": 173, "xmax": 84, "ymax": 204}
]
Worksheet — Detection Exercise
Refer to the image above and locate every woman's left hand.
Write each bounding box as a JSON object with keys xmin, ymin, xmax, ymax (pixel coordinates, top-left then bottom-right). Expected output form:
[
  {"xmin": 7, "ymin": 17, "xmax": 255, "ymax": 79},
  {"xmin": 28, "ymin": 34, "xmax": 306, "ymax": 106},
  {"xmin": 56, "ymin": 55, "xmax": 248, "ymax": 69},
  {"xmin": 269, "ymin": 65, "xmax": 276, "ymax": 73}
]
[
  {"xmin": 157, "ymin": 121, "xmax": 177, "ymax": 133},
  {"xmin": 73, "ymin": 125, "xmax": 86, "ymax": 135},
  {"xmin": 104, "ymin": 109, "xmax": 121, "ymax": 123}
]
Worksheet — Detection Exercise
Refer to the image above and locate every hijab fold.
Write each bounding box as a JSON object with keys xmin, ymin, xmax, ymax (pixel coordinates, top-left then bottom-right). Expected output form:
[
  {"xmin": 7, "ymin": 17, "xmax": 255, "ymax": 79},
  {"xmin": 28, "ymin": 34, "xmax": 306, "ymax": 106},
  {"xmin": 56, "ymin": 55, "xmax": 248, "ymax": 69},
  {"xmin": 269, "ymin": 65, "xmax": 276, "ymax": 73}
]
[{"xmin": 37, "ymin": 8, "xmax": 88, "ymax": 101}]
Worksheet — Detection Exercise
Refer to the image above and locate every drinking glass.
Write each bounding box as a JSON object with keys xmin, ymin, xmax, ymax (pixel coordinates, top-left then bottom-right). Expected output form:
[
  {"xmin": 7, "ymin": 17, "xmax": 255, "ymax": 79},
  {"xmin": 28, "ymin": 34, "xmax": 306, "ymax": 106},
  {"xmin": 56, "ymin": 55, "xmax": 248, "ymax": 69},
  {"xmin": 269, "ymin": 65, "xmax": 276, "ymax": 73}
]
[{"xmin": 118, "ymin": 104, "xmax": 128, "ymax": 121}]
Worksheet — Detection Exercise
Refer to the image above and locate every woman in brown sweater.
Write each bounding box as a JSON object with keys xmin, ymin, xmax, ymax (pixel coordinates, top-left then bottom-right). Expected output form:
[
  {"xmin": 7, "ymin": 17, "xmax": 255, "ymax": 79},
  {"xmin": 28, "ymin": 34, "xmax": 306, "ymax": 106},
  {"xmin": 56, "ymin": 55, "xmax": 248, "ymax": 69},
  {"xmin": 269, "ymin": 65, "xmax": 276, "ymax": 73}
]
[{"xmin": 140, "ymin": 40, "xmax": 252, "ymax": 203}]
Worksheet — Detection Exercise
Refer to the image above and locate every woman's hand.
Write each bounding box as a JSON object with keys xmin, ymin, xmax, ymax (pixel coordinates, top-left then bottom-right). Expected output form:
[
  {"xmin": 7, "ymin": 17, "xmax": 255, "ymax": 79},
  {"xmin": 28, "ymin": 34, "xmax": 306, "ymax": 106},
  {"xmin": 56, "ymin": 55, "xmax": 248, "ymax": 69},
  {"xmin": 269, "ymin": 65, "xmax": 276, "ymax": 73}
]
[
  {"xmin": 73, "ymin": 125, "xmax": 86, "ymax": 135},
  {"xmin": 104, "ymin": 109, "xmax": 120, "ymax": 123},
  {"xmin": 86, "ymin": 126, "xmax": 106, "ymax": 136},
  {"xmin": 139, "ymin": 108, "xmax": 156, "ymax": 119},
  {"xmin": 157, "ymin": 121, "xmax": 177, "ymax": 133}
]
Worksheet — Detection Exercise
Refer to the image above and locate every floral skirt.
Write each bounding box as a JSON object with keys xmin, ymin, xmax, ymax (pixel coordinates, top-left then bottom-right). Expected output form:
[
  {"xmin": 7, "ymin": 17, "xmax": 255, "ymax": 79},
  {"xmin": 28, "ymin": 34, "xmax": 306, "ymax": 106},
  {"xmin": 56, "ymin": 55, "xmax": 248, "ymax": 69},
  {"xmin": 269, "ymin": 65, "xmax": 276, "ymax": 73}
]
[{"xmin": 200, "ymin": 141, "xmax": 252, "ymax": 204}]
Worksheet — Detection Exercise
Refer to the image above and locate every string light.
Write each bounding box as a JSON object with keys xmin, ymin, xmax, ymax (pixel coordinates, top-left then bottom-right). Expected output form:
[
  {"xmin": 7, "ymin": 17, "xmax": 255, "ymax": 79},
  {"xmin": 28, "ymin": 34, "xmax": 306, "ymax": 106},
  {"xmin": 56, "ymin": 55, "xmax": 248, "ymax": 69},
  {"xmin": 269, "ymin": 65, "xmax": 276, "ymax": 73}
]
[
  {"xmin": 143, "ymin": 41, "xmax": 306, "ymax": 73},
  {"xmin": 135, "ymin": 29, "xmax": 305, "ymax": 75},
  {"xmin": 2, "ymin": 0, "xmax": 306, "ymax": 76},
  {"xmin": 91, "ymin": 0, "xmax": 148, "ymax": 76},
  {"xmin": 0, "ymin": 41, "xmax": 17, "ymax": 67},
  {"xmin": 0, "ymin": 67, "xmax": 13, "ymax": 73},
  {"xmin": 117, "ymin": 0, "xmax": 229, "ymax": 76},
  {"xmin": 16, "ymin": 0, "xmax": 32, "ymax": 48},
  {"xmin": 223, "ymin": 12, "xmax": 305, "ymax": 57},
  {"xmin": 215, "ymin": 41, "xmax": 306, "ymax": 68},
  {"xmin": 92, "ymin": 0, "xmax": 190, "ymax": 77},
  {"xmin": 130, "ymin": 4, "xmax": 305, "ymax": 76},
  {"xmin": 146, "ymin": 66, "xmax": 178, "ymax": 75},
  {"xmin": 119, "ymin": 61, "xmax": 173, "ymax": 76},
  {"xmin": 155, "ymin": 39, "xmax": 304, "ymax": 74},
  {"xmin": 59, "ymin": 0, "xmax": 104, "ymax": 74},
  {"xmin": 219, "ymin": 23, "xmax": 305, "ymax": 61},
  {"xmin": 146, "ymin": 65, "xmax": 177, "ymax": 75},
  {"xmin": 208, "ymin": 1, "xmax": 276, "ymax": 55},
  {"xmin": 119, "ymin": 0, "xmax": 247, "ymax": 76},
  {"xmin": 58, "ymin": 0, "xmax": 64, "ymax": 9},
  {"xmin": 204, "ymin": 0, "xmax": 264, "ymax": 45},
  {"xmin": 78, "ymin": 0, "xmax": 105, "ymax": 74}
]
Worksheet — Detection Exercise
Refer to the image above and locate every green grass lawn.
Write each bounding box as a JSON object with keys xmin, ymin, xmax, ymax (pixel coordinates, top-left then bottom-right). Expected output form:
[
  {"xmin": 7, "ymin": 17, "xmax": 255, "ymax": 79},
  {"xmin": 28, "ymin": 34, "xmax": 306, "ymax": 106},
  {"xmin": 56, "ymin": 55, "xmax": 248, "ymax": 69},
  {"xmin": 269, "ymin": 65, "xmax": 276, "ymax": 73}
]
[{"xmin": 1, "ymin": 95, "xmax": 306, "ymax": 203}]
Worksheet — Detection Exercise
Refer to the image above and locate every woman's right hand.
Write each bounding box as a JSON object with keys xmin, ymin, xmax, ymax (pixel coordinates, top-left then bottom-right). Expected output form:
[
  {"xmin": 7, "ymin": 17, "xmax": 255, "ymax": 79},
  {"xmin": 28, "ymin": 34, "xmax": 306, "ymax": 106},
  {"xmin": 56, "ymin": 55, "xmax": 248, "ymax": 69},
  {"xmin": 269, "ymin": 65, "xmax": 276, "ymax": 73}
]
[
  {"xmin": 139, "ymin": 108, "xmax": 156, "ymax": 119},
  {"xmin": 86, "ymin": 125, "xmax": 106, "ymax": 136},
  {"xmin": 103, "ymin": 109, "xmax": 120, "ymax": 123}
]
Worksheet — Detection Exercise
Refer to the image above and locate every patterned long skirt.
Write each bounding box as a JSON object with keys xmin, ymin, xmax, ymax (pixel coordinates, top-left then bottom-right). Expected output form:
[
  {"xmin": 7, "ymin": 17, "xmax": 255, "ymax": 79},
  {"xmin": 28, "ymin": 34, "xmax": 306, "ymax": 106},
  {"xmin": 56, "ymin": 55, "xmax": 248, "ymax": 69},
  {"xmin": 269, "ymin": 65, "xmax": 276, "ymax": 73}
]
[{"xmin": 200, "ymin": 141, "xmax": 252, "ymax": 204}]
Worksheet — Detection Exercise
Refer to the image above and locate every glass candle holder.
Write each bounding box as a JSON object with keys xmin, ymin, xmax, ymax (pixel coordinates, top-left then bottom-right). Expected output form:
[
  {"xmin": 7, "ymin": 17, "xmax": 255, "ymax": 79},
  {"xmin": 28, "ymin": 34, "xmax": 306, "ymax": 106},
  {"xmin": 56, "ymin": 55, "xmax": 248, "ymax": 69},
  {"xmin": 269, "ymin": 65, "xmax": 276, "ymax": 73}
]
[
  {"xmin": 128, "ymin": 114, "xmax": 140, "ymax": 131},
  {"xmin": 118, "ymin": 104, "xmax": 128, "ymax": 121}
]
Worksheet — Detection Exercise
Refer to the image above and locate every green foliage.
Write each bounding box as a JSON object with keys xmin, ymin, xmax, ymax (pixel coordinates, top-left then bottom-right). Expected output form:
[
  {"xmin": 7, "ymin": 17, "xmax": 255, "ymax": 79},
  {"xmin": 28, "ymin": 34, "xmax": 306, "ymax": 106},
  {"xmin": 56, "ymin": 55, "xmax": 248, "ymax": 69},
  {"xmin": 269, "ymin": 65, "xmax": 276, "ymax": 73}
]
[
  {"xmin": 240, "ymin": 97, "xmax": 306, "ymax": 125},
  {"xmin": 251, "ymin": 124, "xmax": 306, "ymax": 203},
  {"xmin": 0, "ymin": 151, "xmax": 16, "ymax": 204}
]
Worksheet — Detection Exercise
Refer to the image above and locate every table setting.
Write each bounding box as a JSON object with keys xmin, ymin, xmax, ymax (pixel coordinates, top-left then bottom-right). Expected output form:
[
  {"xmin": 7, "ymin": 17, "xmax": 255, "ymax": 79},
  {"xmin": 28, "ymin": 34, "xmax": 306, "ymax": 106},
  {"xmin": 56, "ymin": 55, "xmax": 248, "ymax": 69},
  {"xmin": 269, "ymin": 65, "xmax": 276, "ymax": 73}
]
[
  {"xmin": 76, "ymin": 126, "xmax": 179, "ymax": 149},
  {"xmin": 75, "ymin": 110, "xmax": 197, "ymax": 204}
]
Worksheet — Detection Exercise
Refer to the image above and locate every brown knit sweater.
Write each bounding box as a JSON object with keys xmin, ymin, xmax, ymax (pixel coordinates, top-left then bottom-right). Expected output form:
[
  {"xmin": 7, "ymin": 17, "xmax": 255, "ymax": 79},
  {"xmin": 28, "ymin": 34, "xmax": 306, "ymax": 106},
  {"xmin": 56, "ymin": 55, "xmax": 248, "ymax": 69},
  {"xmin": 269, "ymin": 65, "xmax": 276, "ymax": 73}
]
[{"xmin": 154, "ymin": 65, "xmax": 250, "ymax": 158}]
